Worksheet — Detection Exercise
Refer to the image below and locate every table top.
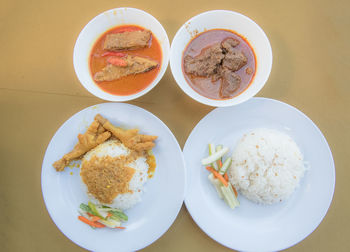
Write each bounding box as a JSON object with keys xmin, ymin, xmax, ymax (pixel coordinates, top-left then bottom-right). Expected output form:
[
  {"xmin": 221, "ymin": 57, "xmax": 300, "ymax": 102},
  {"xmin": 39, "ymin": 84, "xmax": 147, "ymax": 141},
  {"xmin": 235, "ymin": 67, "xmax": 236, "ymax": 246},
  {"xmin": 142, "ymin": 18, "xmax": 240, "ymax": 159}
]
[{"xmin": 1, "ymin": 0, "xmax": 349, "ymax": 251}]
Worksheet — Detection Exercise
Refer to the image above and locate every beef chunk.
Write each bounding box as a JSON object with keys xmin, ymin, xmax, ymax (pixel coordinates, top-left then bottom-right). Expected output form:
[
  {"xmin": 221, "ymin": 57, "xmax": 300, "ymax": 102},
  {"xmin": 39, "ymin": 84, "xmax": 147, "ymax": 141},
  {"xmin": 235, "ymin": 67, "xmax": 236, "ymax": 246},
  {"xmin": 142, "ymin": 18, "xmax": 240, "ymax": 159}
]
[
  {"xmin": 103, "ymin": 30, "xmax": 151, "ymax": 51},
  {"xmin": 184, "ymin": 43, "xmax": 224, "ymax": 77},
  {"xmin": 94, "ymin": 55, "xmax": 158, "ymax": 81},
  {"xmin": 184, "ymin": 36, "xmax": 249, "ymax": 98},
  {"xmin": 221, "ymin": 38, "xmax": 239, "ymax": 51},
  {"xmin": 220, "ymin": 68, "xmax": 241, "ymax": 98},
  {"xmin": 222, "ymin": 48, "xmax": 247, "ymax": 72}
]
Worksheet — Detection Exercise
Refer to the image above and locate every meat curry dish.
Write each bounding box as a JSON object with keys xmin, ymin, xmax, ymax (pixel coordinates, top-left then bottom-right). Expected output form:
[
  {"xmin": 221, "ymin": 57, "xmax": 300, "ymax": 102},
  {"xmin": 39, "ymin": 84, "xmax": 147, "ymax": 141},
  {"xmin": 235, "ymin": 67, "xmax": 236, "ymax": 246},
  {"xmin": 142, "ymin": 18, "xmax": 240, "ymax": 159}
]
[
  {"xmin": 183, "ymin": 29, "xmax": 256, "ymax": 99},
  {"xmin": 90, "ymin": 25, "xmax": 162, "ymax": 96}
]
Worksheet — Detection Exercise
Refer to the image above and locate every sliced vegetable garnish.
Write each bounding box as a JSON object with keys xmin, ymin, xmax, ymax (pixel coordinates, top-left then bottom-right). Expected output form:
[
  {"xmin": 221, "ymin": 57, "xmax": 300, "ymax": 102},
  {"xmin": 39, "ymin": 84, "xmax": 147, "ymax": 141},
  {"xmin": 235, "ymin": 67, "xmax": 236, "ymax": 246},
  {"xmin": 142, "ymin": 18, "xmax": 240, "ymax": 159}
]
[
  {"xmin": 206, "ymin": 166, "xmax": 228, "ymax": 187},
  {"xmin": 208, "ymin": 173, "xmax": 224, "ymax": 199},
  {"xmin": 88, "ymin": 202, "xmax": 104, "ymax": 219},
  {"xmin": 80, "ymin": 203, "xmax": 94, "ymax": 215},
  {"xmin": 201, "ymin": 147, "xmax": 228, "ymax": 165},
  {"xmin": 224, "ymin": 173, "xmax": 229, "ymax": 182},
  {"xmin": 88, "ymin": 215, "xmax": 101, "ymax": 222},
  {"xmin": 208, "ymin": 143, "xmax": 219, "ymax": 170},
  {"xmin": 231, "ymin": 184, "xmax": 238, "ymax": 197},
  {"xmin": 220, "ymin": 185, "xmax": 239, "ymax": 209},
  {"xmin": 78, "ymin": 202, "xmax": 128, "ymax": 229},
  {"xmin": 78, "ymin": 216, "xmax": 105, "ymax": 228},
  {"xmin": 216, "ymin": 145, "xmax": 223, "ymax": 152},
  {"xmin": 203, "ymin": 144, "xmax": 239, "ymax": 210},
  {"xmin": 219, "ymin": 157, "xmax": 232, "ymax": 175},
  {"xmin": 109, "ymin": 210, "xmax": 128, "ymax": 221}
]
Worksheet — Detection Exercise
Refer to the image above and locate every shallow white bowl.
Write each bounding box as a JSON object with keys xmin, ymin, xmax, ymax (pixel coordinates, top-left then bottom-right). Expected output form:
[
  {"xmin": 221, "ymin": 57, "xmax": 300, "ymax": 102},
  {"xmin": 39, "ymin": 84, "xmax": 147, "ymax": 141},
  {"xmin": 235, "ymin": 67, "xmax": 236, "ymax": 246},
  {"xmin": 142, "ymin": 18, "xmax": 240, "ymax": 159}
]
[
  {"xmin": 73, "ymin": 8, "xmax": 170, "ymax": 101},
  {"xmin": 170, "ymin": 10, "xmax": 272, "ymax": 107}
]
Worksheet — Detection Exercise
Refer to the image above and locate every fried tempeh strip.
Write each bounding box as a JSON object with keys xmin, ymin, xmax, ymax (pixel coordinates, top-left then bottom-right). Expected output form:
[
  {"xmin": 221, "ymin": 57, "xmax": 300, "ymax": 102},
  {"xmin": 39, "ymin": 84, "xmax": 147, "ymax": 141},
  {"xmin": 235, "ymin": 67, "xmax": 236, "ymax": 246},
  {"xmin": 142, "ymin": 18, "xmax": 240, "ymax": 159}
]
[
  {"xmin": 53, "ymin": 120, "xmax": 111, "ymax": 171},
  {"xmin": 95, "ymin": 114, "xmax": 157, "ymax": 151}
]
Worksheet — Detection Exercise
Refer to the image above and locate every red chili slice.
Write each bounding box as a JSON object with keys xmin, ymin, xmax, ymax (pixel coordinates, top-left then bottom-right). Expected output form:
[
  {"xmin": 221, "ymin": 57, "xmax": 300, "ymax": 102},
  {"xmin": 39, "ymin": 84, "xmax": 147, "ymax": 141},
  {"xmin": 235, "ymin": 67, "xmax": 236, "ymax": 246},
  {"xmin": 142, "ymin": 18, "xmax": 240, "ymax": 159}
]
[
  {"xmin": 107, "ymin": 57, "xmax": 128, "ymax": 67},
  {"xmin": 101, "ymin": 52, "xmax": 126, "ymax": 57}
]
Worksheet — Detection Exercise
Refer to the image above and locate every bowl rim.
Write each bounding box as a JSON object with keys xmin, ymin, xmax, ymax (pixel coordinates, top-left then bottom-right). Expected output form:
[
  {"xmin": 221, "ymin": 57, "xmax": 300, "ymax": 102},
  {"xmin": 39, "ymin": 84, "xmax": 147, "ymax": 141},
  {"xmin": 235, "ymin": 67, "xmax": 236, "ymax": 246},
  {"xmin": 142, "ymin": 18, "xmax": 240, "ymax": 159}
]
[
  {"xmin": 73, "ymin": 7, "xmax": 170, "ymax": 102},
  {"xmin": 170, "ymin": 9, "xmax": 273, "ymax": 107}
]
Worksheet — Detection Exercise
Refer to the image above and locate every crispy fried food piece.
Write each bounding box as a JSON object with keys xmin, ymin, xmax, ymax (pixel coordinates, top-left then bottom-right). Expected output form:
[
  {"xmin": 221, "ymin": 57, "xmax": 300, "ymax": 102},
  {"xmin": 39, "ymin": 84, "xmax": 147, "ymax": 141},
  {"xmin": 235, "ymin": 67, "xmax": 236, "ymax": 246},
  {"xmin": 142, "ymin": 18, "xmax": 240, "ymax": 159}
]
[
  {"xmin": 95, "ymin": 114, "xmax": 157, "ymax": 151},
  {"xmin": 53, "ymin": 120, "xmax": 111, "ymax": 171},
  {"xmin": 81, "ymin": 155, "xmax": 136, "ymax": 204}
]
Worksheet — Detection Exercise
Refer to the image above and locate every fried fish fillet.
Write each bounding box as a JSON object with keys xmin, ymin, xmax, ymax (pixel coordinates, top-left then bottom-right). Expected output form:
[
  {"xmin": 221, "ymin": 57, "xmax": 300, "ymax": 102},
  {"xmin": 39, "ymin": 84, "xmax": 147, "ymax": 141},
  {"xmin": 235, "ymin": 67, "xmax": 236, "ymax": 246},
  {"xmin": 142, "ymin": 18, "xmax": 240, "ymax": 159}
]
[
  {"xmin": 53, "ymin": 120, "xmax": 111, "ymax": 171},
  {"xmin": 103, "ymin": 30, "xmax": 152, "ymax": 51},
  {"xmin": 94, "ymin": 55, "xmax": 158, "ymax": 82},
  {"xmin": 95, "ymin": 114, "xmax": 157, "ymax": 151}
]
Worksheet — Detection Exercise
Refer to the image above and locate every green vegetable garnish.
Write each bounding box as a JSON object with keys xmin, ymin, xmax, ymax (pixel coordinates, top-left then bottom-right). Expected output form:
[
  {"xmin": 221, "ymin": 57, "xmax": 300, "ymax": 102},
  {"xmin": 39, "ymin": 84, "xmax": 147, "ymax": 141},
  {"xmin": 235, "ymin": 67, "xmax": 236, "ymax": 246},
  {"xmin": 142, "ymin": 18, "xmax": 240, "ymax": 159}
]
[
  {"xmin": 80, "ymin": 203, "xmax": 94, "ymax": 215},
  {"xmin": 109, "ymin": 210, "xmax": 128, "ymax": 221},
  {"xmin": 88, "ymin": 201, "xmax": 104, "ymax": 219}
]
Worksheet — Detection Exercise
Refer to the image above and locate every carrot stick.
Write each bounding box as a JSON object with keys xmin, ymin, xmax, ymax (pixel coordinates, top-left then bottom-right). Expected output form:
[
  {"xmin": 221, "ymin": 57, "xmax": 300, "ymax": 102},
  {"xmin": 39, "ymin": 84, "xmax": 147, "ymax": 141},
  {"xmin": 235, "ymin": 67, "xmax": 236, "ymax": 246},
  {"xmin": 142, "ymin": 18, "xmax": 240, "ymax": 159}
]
[
  {"xmin": 206, "ymin": 166, "xmax": 228, "ymax": 187},
  {"xmin": 90, "ymin": 216, "xmax": 100, "ymax": 222},
  {"xmin": 107, "ymin": 212, "xmax": 112, "ymax": 217},
  {"xmin": 231, "ymin": 184, "xmax": 238, "ymax": 197},
  {"xmin": 115, "ymin": 226, "xmax": 126, "ymax": 229},
  {"xmin": 78, "ymin": 216, "xmax": 105, "ymax": 228},
  {"xmin": 218, "ymin": 160, "xmax": 223, "ymax": 168},
  {"xmin": 86, "ymin": 213, "xmax": 100, "ymax": 221},
  {"xmin": 224, "ymin": 173, "xmax": 228, "ymax": 182}
]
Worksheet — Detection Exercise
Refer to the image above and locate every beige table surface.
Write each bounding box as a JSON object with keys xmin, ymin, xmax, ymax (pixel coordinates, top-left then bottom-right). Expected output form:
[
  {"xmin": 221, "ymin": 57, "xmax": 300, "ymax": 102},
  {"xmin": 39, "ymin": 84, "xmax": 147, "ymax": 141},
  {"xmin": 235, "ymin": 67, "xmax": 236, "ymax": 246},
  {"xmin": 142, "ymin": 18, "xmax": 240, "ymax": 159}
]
[{"xmin": 1, "ymin": 0, "xmax": 349, "ymax": 251}]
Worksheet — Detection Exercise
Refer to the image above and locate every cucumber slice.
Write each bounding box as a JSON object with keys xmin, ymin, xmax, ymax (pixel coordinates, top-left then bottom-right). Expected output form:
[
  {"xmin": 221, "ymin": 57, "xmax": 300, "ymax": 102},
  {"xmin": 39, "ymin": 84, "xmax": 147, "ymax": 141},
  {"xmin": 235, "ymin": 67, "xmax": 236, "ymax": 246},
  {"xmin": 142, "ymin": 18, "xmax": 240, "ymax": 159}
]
[
  {"xmin": 208, "ymin": 144, "xmax": 219, "ymax": 170},
  {"xmin": 109, "ymin": 210, "xmax": 128, "ymax": 222},
  {"xmin": 88, "ymin": 202, "xmax": 104, "ymax": 219},
  {"xmin": 80, "ymin": 203, "xmax": 94, "ymax": 215},
  {"xmin": 215, "ymin": 145, "xmax": 223, "ymax": 152},
  {"xmin": 219, "ymin": 157, "xmax": 232, "ymax": 175},
  {"xmin": 208, "ymin": 173, "xmax": 223, "ymax": 199},
  {"xmin": 202, "ymin": 147, "xmax": 229, "ymax": 165},
  {"xmin": 78, "ymin": 209, "xmax": 90, "ymax": 219},
  {"xmin": 221, "ymin": 185, "xmax": 239, "ymax": 209},
  {"xmin": 228, "ymin": 183, "xmax": 240, "ymax": 207},
  {"xmin": 95, "ymin": 206, "xmax": 109, "ymax": 219},
  {"xmin": 98, "ymin": 218, "xmax": 121, "ymax": 228}
]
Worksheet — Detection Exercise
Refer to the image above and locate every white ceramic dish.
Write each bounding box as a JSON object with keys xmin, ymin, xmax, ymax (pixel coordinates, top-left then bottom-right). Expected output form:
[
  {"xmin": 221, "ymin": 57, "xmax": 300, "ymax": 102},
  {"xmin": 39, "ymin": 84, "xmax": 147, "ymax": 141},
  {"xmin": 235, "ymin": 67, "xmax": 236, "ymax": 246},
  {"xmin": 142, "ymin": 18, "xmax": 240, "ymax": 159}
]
[
  {"xmin": 73, "ymin": 8, "xmax": 170, "ymax": 101},
  {"xmin": 41, "ymin": 103, "xmax": 186, "ymax": 252},
  {"xmin": 170, "ymin": 10, "xmax": 272, "ymax": 107},
  {"xmin": 183, "ymin": 97, "xmax": 335, "ymax": 251}
]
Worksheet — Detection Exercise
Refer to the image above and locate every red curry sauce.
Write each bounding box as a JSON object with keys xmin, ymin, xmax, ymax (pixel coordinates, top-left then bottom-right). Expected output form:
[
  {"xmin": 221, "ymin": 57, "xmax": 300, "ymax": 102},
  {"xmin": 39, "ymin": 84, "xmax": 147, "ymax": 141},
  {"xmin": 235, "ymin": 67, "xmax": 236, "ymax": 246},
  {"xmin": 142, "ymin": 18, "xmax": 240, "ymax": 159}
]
[{"xmin": 89, "ymin": 25, "xmax": 162, "ymax": 96}]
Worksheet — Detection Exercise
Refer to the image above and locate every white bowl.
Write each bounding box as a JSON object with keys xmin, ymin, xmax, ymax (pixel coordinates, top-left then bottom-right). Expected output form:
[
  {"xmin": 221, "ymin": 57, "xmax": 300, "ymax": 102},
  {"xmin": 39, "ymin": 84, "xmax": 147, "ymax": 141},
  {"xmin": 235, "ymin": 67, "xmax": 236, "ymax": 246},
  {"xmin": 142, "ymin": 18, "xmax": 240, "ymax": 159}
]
[
  {"xmin": 73, "ymin": 8, "xmax": 170, "ymax": 101},
  {"xmin": 170, "ymin": 10, "xmax": 272, "ymax": 107}
]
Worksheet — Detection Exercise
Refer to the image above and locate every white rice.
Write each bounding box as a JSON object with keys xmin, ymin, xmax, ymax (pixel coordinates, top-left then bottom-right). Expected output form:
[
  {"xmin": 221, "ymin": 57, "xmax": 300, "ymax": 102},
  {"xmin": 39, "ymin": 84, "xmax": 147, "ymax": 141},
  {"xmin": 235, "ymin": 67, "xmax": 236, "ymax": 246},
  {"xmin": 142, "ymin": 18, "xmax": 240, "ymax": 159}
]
[
  {"xmin": 80, "ymin": 140, "xmax": 149, "ymax": 210},
  {"xmin": 228, "ymin": 128, "xmax": 306, "ymax": 204}
]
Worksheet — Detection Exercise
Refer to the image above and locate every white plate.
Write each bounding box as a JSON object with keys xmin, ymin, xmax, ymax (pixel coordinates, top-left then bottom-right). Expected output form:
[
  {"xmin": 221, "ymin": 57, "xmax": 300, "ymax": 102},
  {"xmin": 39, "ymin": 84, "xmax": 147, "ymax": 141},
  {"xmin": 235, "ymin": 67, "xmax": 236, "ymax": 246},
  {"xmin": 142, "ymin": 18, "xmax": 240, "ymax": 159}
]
[
  {"xmin": 183, "ymin": 97, "xmax": 335, "ymax": 251},
  {"xmin": 41, "ymin": 103, "xmax": 186, "ymax": 252}
]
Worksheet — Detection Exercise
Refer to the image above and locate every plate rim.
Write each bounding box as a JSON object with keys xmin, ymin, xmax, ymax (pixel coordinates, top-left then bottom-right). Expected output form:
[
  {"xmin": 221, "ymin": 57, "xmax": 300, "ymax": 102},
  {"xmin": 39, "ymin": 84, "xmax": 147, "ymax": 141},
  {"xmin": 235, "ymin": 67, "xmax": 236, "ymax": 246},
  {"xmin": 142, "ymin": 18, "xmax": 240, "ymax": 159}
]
[
  {"xmin": 41, "ymin": 102, "xmax": 186, "ymax": 251},
  {"xmin": 183, "ymin": 97, "xmax": 336, "ymax": 251}
]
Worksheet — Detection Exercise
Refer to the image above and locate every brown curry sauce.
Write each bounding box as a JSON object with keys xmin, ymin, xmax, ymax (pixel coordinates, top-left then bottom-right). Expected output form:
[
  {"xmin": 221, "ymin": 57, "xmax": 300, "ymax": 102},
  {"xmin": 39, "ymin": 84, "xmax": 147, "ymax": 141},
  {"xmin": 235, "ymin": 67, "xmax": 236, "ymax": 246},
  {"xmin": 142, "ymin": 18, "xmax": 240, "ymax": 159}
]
[{"xmin": 182, "ymin": 29, "xmax": 256, "ymax": 100}]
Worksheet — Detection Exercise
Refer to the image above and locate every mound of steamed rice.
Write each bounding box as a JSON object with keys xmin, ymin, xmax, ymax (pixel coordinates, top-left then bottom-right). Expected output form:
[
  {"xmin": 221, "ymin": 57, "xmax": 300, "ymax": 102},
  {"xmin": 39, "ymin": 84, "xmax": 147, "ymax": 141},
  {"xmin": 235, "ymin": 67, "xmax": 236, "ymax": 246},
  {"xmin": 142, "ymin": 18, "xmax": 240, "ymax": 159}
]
[
  {"xmin": 80, "ymin": 140, "xmax": 149, "ymax": 210},
  {"xmin": 228, "ymin": 128, "xmax": 306, "ymax": 204}
]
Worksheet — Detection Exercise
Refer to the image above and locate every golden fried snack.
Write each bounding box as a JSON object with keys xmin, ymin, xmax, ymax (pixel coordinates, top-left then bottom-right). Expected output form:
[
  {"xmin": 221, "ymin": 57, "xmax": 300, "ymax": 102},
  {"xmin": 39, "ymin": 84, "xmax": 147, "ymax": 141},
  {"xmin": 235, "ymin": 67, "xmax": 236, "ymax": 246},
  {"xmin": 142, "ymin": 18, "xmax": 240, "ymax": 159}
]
[
  {"xmin": 95, "ymin": 114, "xmax": 157, "ymax": 151},
  {"xmin": 53, "ymin": 120, "xmax": 111, "ymax": 171}
]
